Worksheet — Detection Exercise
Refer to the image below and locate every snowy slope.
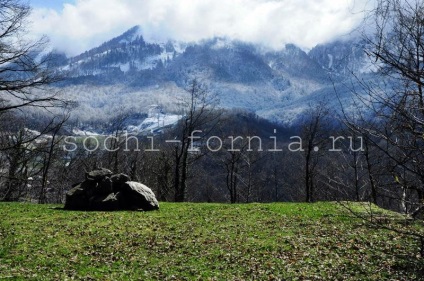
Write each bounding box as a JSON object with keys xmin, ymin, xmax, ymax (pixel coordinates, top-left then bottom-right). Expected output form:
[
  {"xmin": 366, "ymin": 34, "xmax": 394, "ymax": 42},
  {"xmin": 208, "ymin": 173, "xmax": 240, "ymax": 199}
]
[{"xmin": 49, "ymin": 27, "xmax": 372, "ymax": 127}]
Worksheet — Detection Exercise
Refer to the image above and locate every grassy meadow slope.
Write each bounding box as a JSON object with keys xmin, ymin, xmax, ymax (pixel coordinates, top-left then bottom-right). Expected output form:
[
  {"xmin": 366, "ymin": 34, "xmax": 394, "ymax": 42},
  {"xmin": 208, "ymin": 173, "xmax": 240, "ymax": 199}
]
[{"xmin": 0, "ymin": 202, "xmax": 423, "ymax": 280}]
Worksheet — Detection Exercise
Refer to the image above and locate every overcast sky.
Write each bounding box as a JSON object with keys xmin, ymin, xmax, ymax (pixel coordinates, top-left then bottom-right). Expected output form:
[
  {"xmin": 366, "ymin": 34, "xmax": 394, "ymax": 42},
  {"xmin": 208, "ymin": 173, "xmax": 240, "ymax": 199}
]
[{"xmin": 29, "ymin": 0, "xmax": 373, "ymax": 56}]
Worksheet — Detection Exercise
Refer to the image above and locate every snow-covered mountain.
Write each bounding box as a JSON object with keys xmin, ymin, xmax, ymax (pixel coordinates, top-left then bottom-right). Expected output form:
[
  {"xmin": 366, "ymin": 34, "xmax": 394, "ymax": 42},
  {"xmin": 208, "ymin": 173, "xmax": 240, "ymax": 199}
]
[{"xmin": 50, "ymin": 26, "xmax": 372, "ymax": 126}]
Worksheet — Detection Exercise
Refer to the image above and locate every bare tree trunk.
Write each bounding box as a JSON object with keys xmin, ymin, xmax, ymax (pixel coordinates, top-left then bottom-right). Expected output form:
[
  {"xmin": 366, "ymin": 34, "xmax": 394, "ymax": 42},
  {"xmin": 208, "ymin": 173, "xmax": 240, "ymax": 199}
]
[{"xmin": 364, "ymin": 140, "xmax": 378, "ymax": 205}]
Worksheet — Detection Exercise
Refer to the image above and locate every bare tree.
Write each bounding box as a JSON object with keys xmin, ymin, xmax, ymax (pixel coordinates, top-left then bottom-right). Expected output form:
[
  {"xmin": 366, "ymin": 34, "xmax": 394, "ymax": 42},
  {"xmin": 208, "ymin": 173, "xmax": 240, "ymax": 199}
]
[
  {"xmin": 0, "ymin": 126, "xmax": 36, "ymax": 201},
  {"xmin": 338, "ymin": 0, "xmax": 424, "ymax": 255},
  {"xmin": 0, "ymin": 1, "xmax": 69, "ymax": 202},
  {"xmin": 37, "ymin": 113, "xmax": 69, "ymax": 203},
  {"xmin": 170, "ymin": 79, "xmax": 220, "ymax": 202},
  {"xmin": 300, "ymin": 103, "xmax": 329, "ymax": 202},
  {"xmin": 219, "ymin": 139, "xmax": 249, "ymax": 203},
  {"xmin": 350, "ymin": 0, "xmax": 424, "ymax": 213},
  {"xmin": 103, "ymin": 111, "xmax": 129, "ymax": 173},
  {"xmin": 0, "ymin": 0, "xmax": 64, "ymax": 114}
]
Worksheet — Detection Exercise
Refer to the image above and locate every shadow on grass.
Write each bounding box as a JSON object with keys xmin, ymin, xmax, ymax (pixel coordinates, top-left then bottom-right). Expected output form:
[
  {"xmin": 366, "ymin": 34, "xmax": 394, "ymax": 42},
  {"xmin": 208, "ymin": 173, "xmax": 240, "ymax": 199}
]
[{"xmin": 48, "ymin": 206, "xmax": 160, "ymax": 212}]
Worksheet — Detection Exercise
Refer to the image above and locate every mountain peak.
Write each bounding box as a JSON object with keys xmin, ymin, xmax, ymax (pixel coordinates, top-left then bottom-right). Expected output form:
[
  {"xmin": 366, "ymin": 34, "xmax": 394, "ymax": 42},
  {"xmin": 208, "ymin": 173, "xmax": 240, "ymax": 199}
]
[
  {"xmin": 123, "ymin": 25, "xmax": 141, "ymax": 37},
  {"xmin": 103, "ymin": 25, "xmax": 144, "ymax": 46}
]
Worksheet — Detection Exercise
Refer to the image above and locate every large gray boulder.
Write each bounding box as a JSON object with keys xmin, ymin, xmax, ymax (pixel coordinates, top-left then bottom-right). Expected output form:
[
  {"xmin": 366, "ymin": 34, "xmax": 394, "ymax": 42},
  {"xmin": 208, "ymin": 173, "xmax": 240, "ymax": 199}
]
[
  {"xmin": 111, "ymin": 173, "xmax": 131, "ymax": 192},
  {"xmin": 119, "ymin": 181, "xmax": 160, "ymax": 211},
  {"xmin": 85, "ymin": 168, "xmax": 113, "ymax": 181},
  {"xmin": 64, "ymin": 169, "xmax": 159, "ymax": 211},
  {"xmin": 89, "ymin": 192, "xmax": 121, "ymax": 211},
  {"xmin": 64, "ymin": 185, "xmax": 88, "ymax": 210}
]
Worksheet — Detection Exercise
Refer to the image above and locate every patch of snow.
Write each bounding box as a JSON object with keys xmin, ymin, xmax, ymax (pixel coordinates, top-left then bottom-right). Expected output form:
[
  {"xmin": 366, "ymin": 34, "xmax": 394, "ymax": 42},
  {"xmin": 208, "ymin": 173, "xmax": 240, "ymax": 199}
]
[
  {"xmin": 134, "ymin": 51, "xmax": 174, "ymax": 70},
  {"xmin": 212, "ymin": 38, "xmax": 233, "ymax": 50},
  {"xmin": 172, "ymin": 42, "xmax": 187, "ymax": 54},
  {"xmin": 25, "ymin": 128, "xmax": 41, "ymax": 136},
  {"xmin": 327, "ymin": 54, "xmax": 333, "ymax": 69},
  {"xmin": 128, "ymin": 114, "xmax": 181, "ymax": 134},
  {"xmin": 72, "ymin": 128, "xmax": 102, "ymax": 136},
  {"xmin": 119, "ymin": 62, "xmax": 130, "ymax": 72},
  {"xmin": 60, "ymin": 65, "xmax": 70, "ymax": 71}
]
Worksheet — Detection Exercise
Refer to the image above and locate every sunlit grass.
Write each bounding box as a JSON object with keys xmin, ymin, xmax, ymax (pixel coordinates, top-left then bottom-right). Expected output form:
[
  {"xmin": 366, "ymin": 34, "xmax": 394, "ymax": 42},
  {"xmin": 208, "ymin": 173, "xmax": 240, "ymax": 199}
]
[{"xmin": 0, "ymin": 202, "xmax": 422, "ymax": 280}]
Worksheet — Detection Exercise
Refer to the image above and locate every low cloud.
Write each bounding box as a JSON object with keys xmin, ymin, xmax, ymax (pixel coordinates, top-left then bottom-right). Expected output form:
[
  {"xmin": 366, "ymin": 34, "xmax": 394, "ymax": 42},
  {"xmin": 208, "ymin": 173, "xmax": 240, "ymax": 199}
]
[{"xmin": 30, "ymin": 0, "xmax": 372, "ymax": 56}]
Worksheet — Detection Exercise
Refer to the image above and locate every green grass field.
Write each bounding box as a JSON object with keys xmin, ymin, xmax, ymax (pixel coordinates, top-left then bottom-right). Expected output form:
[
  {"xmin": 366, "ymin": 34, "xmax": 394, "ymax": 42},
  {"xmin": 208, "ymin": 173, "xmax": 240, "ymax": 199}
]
[{"xmin": 0, "ymin": 202, "xmax": 423, "ymax": 280}]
